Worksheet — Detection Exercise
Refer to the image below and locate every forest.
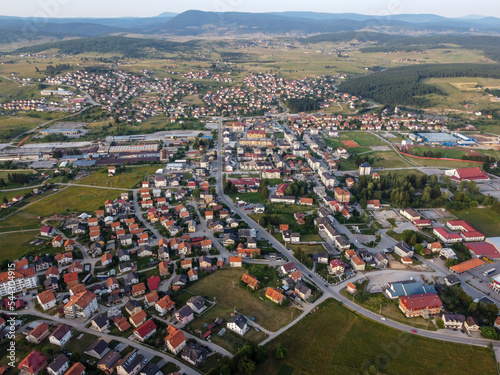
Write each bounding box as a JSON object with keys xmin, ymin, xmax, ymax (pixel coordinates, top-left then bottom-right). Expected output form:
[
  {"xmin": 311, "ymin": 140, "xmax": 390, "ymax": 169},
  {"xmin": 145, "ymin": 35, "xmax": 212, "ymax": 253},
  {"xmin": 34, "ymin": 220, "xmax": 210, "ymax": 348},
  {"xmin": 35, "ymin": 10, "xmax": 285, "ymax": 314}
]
[
  {"xmin": 15, "ymin": 36, "xmax": 196, "ymax": 58},
  {"xmin": 339, "ymin": 63, "xmax": 500, "ymax": 107}
]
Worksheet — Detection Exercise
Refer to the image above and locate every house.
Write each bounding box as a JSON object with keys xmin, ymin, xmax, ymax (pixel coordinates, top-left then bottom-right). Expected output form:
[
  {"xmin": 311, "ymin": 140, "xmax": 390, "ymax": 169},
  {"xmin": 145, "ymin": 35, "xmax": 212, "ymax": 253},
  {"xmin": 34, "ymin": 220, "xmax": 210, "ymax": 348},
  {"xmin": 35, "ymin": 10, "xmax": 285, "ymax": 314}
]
[
  {"xmin": 366, "ymin": 200, "xmax": 380, "ymax": 209},
  {"xmin": 18, "ymin": 351, "xmax": 48, "ymax": 375},
  {"xmin": 176, "ymin": 305, "xmax": 194, "ymax": 324},
  {"xmin": 124, "ymin": 300, "xmax": 142, "ymax": 316},
  {"xmin": 265, "ymin": 287, "xmax": 285, "ymax": 305},
  {"xmin": 279, "ymin": 262, "xmax": 297, "ymax": 276},
  {"xmin": 346, "ymin": 282, "xmax": 357, "ymax": 294},
  {"xmin": 165, "ymin": 326, "xmax": 186, "ymax": 355},
  {"xmin": 399, "ymin": 293, "xmax": 443, "ymax": 318},
  {"xmin": 37, "ymin": 290, "xmax": 56, "ymax": 311},
  {"xmin": 147, "ymin": 276, "xmax": 160, "ymax": 291},
  {"xmin": 444, "ymin": 274, "xmax": 461, "ymax": 286},
  {"xmin": 113, "ymin": 317, "xmax": 131, "ymax": 333},
  {"xmin": 84, "ymin": 339, "xmax": 110, "ymax": 359},
  {"xmin": 394, "ymin": 242, "xmax": 414, "ymax": 258},
  {"xmin": 133, "ymin": 320, "xmax": 157, "ymax": 342},
  {"xmin": 241, "ymin": 273, "xmax": 260, "ymax": 290},
  {"xmin": 229, "ymin": 256, "xmax": 242, "ymax": 267},
  {"xmin": 144, "ymin": 292, "xmax": 159, "ymax": 308},
  {"xmin": 27, "ymin": 322, "xmax": 50, "ymax": 344},
  {"xmin": 227, "ymin": 314, "xmax": 249, "ymax": 336},
  {"xmin": 129, "ymin": 310, "xmax": 147, "ymax": 328},
  {"xmin": 158, "ymin": 261, "xmax": 169, "ymax": 276},
  {"xmin": 199, "ymin": 256, "xmax": 212, "ymax": 269},
  {"xmin": 200, "ymin": 239, "xmax": 212, "ymax": 251},
  {"xmin": 101, "ymin": 253, "xmax": 113, "ymax": 267},
  {"xmin": 63, "ymin": 291, "xmax": 98, "ymax": 319},
  {"xmin": 64, "ymin": 362, "xmax": 86, "ymax": 375},
  {"xmin": 187, "ymin": 296, "xmax": 207, "ymax": 314},
  {"xmin": 47, "ymin": 354, "xmax": 69, "ymax": 375},
  {"xmin": 106, "ymin": 277, "xmax": 120, "ymax": 292},
  {"xmin": 181, "ymin": 342, "xmax": 209, "ymax": 367},
  {"xmin": 350, "ymin": 256, "xmax": 366, "ymax": 271},
  {"xmin": 295, "ymin": 282, "xmax": 312, "ymax": 301},
  {"xmin": 444, "ymin": 167, "xmax": 489, "ymax": 182},
  {"xmin": 40, "ymin": 226, "xmax": 56, "ymax": 237},
  {"xmin": 374, "ymin": 252, "xmax": 389, "ymax": 268},
  {"xmin": 328, "ymin": 259, "xmax": 345, "ymax": 275},
  {"xmin": 139, "ymin": 362, "xmax": 161, "ymax": 375},
  {"xmin": 116, "ymin": 351, "xmax": 145, "ymax": 375},
  {"xmin": 171, "ymin": 274, "xmax": 188, "ymax": 289},
  {"xmin": 97, "ymin": 350, "xmax": 122, "ymax": 374},
  {"xmin": 131, "ymin": 283, "xmax": 146, "ymax": 297},
  {"xmin": 464, "ymin": 317, "xmax": 480, "ymax": 333},
  {"xmin": 155, "ymin": 295, "xmax": 175, "ymax": 316},
  {"xmin": 49, "ymin": 324, "xmax": 72, "ymax": 347},
  {"xmin": 92, "ymin": 313, "xmax": 110, "ymax": 332},
  {"xmin": 433, "ymin": 227, "xmax": 463, "ymax": 244},
  {"xmin": 187, "ymin": 268, "xmax": 198, "ymax": 281},
  {"xmin": 137, "ymin": 246, "xmax": 153, "ymax": 258},
  {"xmin": 334, "ymin": 188, "xmax": 350, "ymax": 203},
  {"xmin": 442, "ymin": 314, "xmax": 465, "ymax": 329}
]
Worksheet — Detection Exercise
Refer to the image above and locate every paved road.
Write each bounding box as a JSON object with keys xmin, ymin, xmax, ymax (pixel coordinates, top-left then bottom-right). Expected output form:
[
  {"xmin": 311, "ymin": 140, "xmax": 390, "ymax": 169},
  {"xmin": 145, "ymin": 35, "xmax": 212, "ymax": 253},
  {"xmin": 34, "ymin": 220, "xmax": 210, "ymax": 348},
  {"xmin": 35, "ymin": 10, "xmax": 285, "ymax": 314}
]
[
  {"xmin": 18, "ymin": 301, "xmax": 200, "ymax": 375},
  {"xmin": 214, "ymin": 118, "xmax": 499, "ymax": 349}
]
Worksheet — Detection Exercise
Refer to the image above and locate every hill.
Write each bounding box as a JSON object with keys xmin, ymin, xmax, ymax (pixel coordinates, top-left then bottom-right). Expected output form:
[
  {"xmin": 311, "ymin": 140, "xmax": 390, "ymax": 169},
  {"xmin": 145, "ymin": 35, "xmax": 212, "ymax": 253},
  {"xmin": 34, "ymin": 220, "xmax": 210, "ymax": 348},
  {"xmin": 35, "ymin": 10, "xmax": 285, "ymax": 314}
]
[{"xmin": 15, "ymin": 36, "xmax": 193, "ymax": 58}]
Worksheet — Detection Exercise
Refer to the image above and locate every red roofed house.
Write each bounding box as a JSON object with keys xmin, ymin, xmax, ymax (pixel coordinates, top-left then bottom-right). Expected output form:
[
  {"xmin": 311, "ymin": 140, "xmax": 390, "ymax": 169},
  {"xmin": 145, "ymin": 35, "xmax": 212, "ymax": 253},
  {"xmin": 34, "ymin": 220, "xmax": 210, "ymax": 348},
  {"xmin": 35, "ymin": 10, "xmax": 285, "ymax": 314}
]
[
  {"xmin": 18, "ymin": 351, "xmax": 47, "ymax": 375},
  {"xmin": 265, "ymin": 287, "xmax": 285, "ymax": 305},
  {"xmin": 433, "ymin": 227, "xmax": 463, "ymax": 244},
  {"xmin": 165, "ymin": 326, "xmax": 186, "ymax": 355},
  {"xmin": 147, "ymin": 276, "xmax": 161, "ymax": 291},
  {"xmin": 229, "ymin": 257, "xmax": 242, "ymax": 267},
  {"xmin": 399, "ymin": 293, "xmax": 442, "ymax": 318},
  {"xmin": 133, "ymin": 320, "xmax": 157, "ymax": 342}
]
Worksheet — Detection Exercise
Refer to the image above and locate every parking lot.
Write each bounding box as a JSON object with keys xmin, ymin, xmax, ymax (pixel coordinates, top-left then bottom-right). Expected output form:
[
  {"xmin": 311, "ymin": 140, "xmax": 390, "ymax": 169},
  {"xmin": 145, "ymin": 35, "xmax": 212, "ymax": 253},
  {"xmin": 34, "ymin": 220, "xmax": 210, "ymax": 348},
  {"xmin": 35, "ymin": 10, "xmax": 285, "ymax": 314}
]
[{"xmin": 372, "ymin": 209, "xmax": 401, "ymax": 228}]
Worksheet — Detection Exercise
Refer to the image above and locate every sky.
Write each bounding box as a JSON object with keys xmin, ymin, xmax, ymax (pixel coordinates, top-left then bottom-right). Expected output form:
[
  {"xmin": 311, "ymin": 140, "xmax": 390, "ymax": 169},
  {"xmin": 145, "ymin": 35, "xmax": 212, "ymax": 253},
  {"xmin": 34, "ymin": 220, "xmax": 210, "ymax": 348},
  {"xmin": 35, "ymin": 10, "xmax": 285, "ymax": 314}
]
[{"xmin": 2, "ymin": 0, "xmax": 499, "ymax": 18}]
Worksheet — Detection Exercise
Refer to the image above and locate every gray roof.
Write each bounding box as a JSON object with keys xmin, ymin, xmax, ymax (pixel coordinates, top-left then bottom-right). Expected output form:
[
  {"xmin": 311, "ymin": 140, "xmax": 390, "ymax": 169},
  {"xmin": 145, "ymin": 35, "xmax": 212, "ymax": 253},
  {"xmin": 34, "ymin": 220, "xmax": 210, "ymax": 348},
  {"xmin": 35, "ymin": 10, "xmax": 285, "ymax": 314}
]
[
  {"xmin": 228, "ymin": 313, "xmax": 247, "ymax": 329},
  {"xmin": 85, "ymin": 338, "xmax": 109, "ymax": 356},
  {"xmin": 50, "ymin": 324, "xmax": 70, "ymax": 340},
  {"xmin": 177, "ymin": 305, "xmax": 194, "ymax": 318},
  {"xmin": 48, "ymin": 354, "xmax": 69, "ymax": 373}
]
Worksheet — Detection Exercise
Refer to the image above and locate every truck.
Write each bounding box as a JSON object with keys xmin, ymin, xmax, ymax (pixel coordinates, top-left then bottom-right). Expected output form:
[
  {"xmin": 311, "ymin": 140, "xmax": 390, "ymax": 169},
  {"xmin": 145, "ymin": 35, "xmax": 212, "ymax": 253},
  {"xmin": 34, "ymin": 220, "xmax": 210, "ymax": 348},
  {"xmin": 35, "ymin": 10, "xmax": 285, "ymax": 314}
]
[{"xmin": 484, "ymin": 268, "xmax": 496, "ymax": 276}]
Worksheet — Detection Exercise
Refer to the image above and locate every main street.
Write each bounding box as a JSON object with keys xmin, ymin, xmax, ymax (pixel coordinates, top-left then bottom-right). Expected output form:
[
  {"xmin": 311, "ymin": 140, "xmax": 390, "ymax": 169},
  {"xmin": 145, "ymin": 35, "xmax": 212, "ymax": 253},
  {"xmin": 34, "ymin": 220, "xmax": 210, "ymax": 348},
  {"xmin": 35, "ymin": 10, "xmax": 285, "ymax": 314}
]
[{"xmin": 214, "ymin": 117, "xmax": 499, "ymax": 350}]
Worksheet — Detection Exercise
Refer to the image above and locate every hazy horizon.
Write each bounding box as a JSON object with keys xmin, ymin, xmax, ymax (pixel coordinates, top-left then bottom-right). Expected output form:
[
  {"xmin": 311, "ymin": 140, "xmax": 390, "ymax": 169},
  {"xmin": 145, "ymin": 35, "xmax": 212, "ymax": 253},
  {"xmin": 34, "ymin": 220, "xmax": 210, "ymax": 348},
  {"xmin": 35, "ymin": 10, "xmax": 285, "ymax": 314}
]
[{"xmin": 1, "ymin": 0, "xmax": 498, "ymax": 19}]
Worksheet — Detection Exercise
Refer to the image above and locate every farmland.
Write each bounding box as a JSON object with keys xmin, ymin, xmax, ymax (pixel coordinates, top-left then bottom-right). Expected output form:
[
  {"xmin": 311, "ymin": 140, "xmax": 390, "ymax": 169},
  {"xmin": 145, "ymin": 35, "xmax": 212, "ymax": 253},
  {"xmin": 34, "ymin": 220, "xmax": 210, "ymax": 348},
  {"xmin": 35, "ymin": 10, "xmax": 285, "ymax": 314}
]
[
  {"xmin": 173, "ymin": 268, "xmax": 301, "ymax": 333},
  {"xmin": 75, "ymin": 165, "xmax": 160, "ymax": 189},
  {"xmin": 257, "ymin": 299, "xmax": 496, "ymax": 375}
]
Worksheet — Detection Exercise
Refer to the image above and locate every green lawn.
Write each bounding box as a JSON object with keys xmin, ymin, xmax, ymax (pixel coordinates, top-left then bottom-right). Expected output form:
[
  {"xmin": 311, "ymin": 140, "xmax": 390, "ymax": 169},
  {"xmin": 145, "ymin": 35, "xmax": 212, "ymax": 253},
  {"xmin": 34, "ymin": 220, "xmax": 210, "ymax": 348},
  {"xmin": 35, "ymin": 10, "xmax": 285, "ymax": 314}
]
[
  {"xmin": 74, "ymin": 165, "xmax": 160, "ymax": 189},
  {"xmin": 229, "ymin": 192, "xmax": 266, "ymax": 204},
  {"xmin": 179, "ymin": 268, "xmax": 301, "ymax": 332},
  {"xmin": 0, "ymin": 231, "xmax": 41, "ymax": 262},
  {"xmin": 257, "ymin": 299, "xmax": 497, "ymax": 375},
  {"xmin": 450, "ymin": 208, "xmax": 500, "ymax": 237},
  {"xmin": 0, "ymin": 186, "xmax": 123, "ymax": 233},
  {"xmin": 372, "ymin": 151, "xmax": 413, "ymax": 168}
]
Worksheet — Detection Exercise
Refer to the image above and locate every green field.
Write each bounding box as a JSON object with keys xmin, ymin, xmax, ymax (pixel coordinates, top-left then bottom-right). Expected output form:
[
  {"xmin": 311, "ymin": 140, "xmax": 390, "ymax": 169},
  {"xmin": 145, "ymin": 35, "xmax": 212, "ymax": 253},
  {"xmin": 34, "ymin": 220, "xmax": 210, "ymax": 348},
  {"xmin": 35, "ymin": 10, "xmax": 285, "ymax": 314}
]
[
  {"xmin": 403, "ymin": 155, "xmax": 483, "ymax": 169},
  {"xmin": 0, "ymin": 188, "xmax": 34, "ymax": 202},
  {"xmin": 0, "ymin": 186, "xmax": 123, "ymax": 232},
  {"xmin": 0, "ymin": 116, "xmax": 43, "ymax": 142},
  {"xmin": 258, "ymin": 299, "xmax": 497, "ymax": 375},
  {"xmin": 372, "ymin": 151, "xmax": 413, "ymax": 168},
  {"xmin": 421, "ymin": 77, "xmax": 500, "ymax": 112},
  {"xmin": 450, "ymin": 208, "xmax": 500, "ymax": 237},
  {"xmin": 0, "ymin": 231, "xmax": 42, "ymax": 262},
  {"xmin": 229, "ymin": 192, "xmax": 266, "ymax": 204},
  {"xmin": 178, "ymin": 268, "xmax": 301, "ymax": 332},
  {"xmin": 75, "ymin": 165, "xmax": 160, "ymax": 189}
]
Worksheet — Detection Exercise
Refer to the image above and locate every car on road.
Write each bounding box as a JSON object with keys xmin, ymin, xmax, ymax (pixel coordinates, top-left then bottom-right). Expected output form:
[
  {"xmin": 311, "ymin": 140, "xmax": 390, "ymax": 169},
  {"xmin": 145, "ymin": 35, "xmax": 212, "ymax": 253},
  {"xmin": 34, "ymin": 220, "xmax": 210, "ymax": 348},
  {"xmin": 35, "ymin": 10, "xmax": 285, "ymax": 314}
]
[
  {"xmin": 308, "ymin": 274, "xmax": 313, "ymax": 278},
  {"xmin": 411, "ymin": 329, "xmax": 417, "ymax": 333},
  {"xmin": 380, "ymin": 317, "xmax": 386, "ymax": 321}
]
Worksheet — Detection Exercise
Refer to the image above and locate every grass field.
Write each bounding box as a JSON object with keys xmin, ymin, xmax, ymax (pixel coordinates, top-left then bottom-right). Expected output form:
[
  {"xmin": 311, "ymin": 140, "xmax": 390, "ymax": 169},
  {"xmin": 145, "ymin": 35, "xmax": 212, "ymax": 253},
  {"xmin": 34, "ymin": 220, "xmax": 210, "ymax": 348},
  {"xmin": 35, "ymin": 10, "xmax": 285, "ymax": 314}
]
[
  {"xmin": 0, "ymin": 231, "xmax": 41, "ymax": 262},
  {"xmin": 179, "ymin": 268, "xmax": 301, "ymax": 332},
  {"xmin": 403, "ymin": 155, "xmax": 482, "ymax": 169},
  {"xmin": 421, "ymin": 77, "xmax": 500, "ymax": 112},
  {"xmin": 257, "ymin": 299, "xmax": 496, "ymax": 375},
  {"xmin": 372, "ymin": 151, "xmax": 413, "ymax": 168},
  {"xmin": 0, "ymin": 116, "xmax": 43, "ymax": 142},
  {"xmin": 75, "ymin": 165, "xmax": 160, "ymax": 189},
  {"xmin": 450, "ymin": 208, "xmax": 500, "ymax": 237},
  {"xmin": 0, "ymin": 186, "xmax": 123, "ymax": 232},
  {"xmin": 0, "ymin": 188, "xmax": 34, "ymax": 202},
  {"xmin": 229, "ymin": 192, "xmax": 266, "ymax": 204}
]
